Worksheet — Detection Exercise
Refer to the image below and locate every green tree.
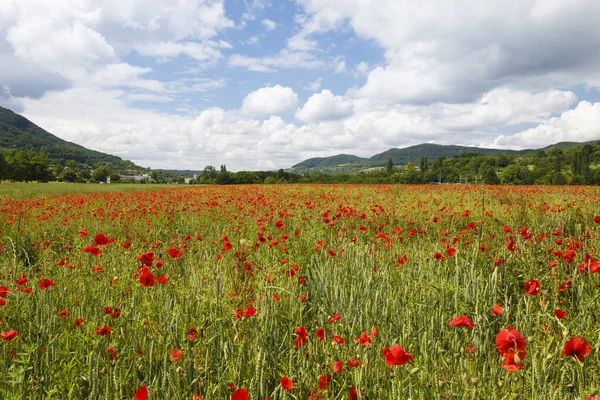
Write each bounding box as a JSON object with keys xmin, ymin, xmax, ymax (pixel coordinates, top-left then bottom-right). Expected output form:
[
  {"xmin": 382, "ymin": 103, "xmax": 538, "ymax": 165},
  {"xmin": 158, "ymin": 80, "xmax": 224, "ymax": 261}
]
[
  {"xmin": 419, "ymin": 157, "xmax": 428, "ymax": 172},
  {"xmin": 65, "ymin": 160, "xmax": 79, "ymax": 170},
  {"xmin": 109, "ymin": 173, "xmax": 121, "ymax": 183},
  {"xmin": 500, "ymin": 164, "xmax": 522, "ymax": 184},
  {"xmin": 478, "ymin": 162, "xmax": 499, "ymax": 184},
  {"xmin": 0, "ymin": 152, "xmax": 6, "ymax": 182},
  {"xmin": 404, "ymin": 162, "xmax": 416, "ymax": 173},
  {"xmin": 203, "ymin": 165, "xmax": 217, "ymax": 179},
  {"xmin": 92, "ymin": 165, "xmax": 112, "ymax": 183},
  {"xmin": 386, "ymin": 158, "xmax": 394, "ymax": 173},
  {"xmin": 58, "ymin": 169, "xmax": 78, "ymax": 182}
]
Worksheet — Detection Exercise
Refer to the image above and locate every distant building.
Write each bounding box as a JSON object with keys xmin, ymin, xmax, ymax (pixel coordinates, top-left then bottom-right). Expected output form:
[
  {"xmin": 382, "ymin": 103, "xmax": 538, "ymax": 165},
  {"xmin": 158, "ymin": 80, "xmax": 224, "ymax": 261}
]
[{"xmin": 120, "ymin": 173, "xmax": 150, "ymax": 183}]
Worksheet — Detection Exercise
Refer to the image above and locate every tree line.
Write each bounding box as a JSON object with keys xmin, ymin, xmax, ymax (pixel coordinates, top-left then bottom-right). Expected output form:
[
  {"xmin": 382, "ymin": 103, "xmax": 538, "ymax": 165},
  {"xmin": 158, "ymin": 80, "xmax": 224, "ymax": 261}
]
[{"xmin": 2, "ymin": 142, "xmax": 600, "ymax": 185}]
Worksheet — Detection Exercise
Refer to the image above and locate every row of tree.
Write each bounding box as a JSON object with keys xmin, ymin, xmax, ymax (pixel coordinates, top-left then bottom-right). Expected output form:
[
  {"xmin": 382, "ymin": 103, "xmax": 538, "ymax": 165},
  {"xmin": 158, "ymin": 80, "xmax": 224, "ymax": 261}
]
[{"xmin": 2, "ymin": 142, "xmax": 600, "ymax": 185}]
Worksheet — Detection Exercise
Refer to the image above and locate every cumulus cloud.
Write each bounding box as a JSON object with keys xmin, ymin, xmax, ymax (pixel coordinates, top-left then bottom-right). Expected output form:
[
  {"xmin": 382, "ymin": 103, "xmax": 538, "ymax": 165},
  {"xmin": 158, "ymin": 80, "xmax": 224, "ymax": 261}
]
[
  {"xmin": 490, "ymin": 101, "xmax": 600, "ymax": 149},
  {"xmin": 241, "ymin": 85, "xmax": 299, "ymax": 116},
  {"xmin": 0, "ymin": 0, "xmax": 234, "ymax": 86},
  {"xmin": 262, "ymin": 19, "xmax": 277, "ymax": 31},
  {"xmin": 297, "ymin": 0, "xmax": 600, "ymax": 104},
  {"xmin": 296, "ymin": 90, "xmax": 353, "ymax": 122}
]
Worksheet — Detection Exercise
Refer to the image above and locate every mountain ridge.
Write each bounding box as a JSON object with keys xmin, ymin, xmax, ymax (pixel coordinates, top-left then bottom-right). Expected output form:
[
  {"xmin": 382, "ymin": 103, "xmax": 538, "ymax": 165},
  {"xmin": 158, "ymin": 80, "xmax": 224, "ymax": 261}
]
[
  {"xmin": 290, "ymin": 141, "xmax": 596, "ymax": 173},
  {"xmin": 0, "ymin": 105, "xmax": 144, "ymax": 171}
]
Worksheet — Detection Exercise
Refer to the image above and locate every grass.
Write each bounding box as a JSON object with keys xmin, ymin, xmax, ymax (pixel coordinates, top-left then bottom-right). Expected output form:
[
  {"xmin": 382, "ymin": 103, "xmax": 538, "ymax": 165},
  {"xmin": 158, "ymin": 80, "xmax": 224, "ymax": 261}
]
[
  {"xmin": 0, "ymin": 184, "xmax": 599, "ymax": 399},
  {"xmin": 0, "ymin": 183, "xmax": 177, "ymax": 198}
]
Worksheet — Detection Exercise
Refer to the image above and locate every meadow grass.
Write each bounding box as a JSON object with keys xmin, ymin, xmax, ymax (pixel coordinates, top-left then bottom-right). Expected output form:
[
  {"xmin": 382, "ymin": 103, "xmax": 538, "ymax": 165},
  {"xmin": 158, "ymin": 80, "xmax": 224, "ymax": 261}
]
[
  {"xmin": 0, "ymin": 184, "xmax": 598, "ymax": 399},
  {"xmin": 0, "ymin": 182, "xmax": 174, "ymax": 199}
]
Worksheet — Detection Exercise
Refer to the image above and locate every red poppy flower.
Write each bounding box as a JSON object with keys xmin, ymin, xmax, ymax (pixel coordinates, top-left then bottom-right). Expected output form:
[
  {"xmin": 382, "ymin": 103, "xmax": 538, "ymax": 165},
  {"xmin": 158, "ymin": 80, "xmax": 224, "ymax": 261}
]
[
  {"xmin": 231, "ymin": 388, "xmax": 248, "ymax": 400},
  {"xmin": 434, "ymin": 252, "xmax": 444, "ymax": 261},
  {"xmin": 83, "ymin": 246, "xmax": 102, "ymax": 257},
  {"xmin": 554, "ymin": 309, "xmax": 567, "ymax": 320},
  {"xmin": 355, "ymin": 332, "xmax": 372, "ymax": 345},
  {"xmin": 157, "ymin": 276, "xmax": 168, "ymax": 284},
  {"xmin": 496, "ymin": 327, "xmax": 526, "ymax": 354},
  {"xmin": 523, "ymin": 279, "xmax": 541, "ymax": 296},
  {"xmin": 74, "ymin": 318, "xmax": 84, "ymax": 327},
  {"xmin": 294, "ymin": 335, "xmax": 307, "ymax": 348},
  {"xmin": 59, "ymin": 310, "xmax": 70, "ymax": 318},
  {"xmin": 0, "ymin": 286, "xmax": 9, "ymax": 298},
  {"xmin": 280, "ymin": 377, "xmax": 294, "ymax": 391},
  {"xmin": 96, "ymin": 325, "xmax": 112, "ymax": 336},
  {"xmin": 167, "ymin": 248, "xmax": 183, "ymax": 258},
  {"xmin": 170, "ymin": 348, "xmax": 182, "ymax": 362},
  {"xmin": 140, "ymin": 271, "xmax": 156, "ymax": 287},
  {"xmin": 594, "ymin": 215, "xmax": 600, "ymax": 224},
  {"xmin": 332, "ymin": 335, "xmax": 345, "ymax": 344},
  {"xmin": 329, "ymin": 313, "xmax": 340, "ymax": 323},
  {"xmin": 134, "ymin": 385, "xmax": 148, "ymax": 400},
  {"xmin": 446, "ymin": 247, "xmax": 456, "ymax": 257},
  {"xmin": 188, "ymin": 328, "xmax": 198, "ymax": 341},
  {"xmin": 315, "ymin": 327, "xmax": 325, "ymax": 341},
  {"xmin": 1, "ymin": 329, "xmax": 18, "ymax": 341},
  {"xmin": 318, "ymin": 374, "xmax": 331, "ymax": 391},
  {"xmin": 107, "ymin": 346, "xmax": 118, "ymax": 360},
  {"xmin": 242, "ymin": 305, "xmax": 256, "ymax": 317},
  {"xmin": 137, "ymin": 252, "xmax": 155, "ymax": 267},
  {"xmin": 15, "ymin": 275, "xmax": 27, "ymax": 285},
  {"xmin": 500, "ymin": 349, "xmax": 526, "ymax": 371},
  {"xmin": 332, "ymin": 360, "xmax": 344, "ymax": 373},
  {"xmin": 347, "ymin": 359, "xmax": 360, "ymax": 367},
  {"xmin": 349, "ymin": 386, "xmax": 358, "ymax": 400},
  {"xmin": 448, "ymin": 315, "xmax": 476, "ymax": 328},
  {"xmin": 382, "ymin": 344, "xmax": 414, "ymax": 366},
  {"xmin": 491, "ymin": 304, "xmax": 503, "ymax": 316},
  {"xmin": 94, "ymin": 233, "xmax": 111, "ymax": 246},
  {"xmin": 561, "ymin": 336, "xmax": 592, "ymax": 362},
  {"xmin": 38, "ymin": 278, "xmax": 54, "ymax": 290}
]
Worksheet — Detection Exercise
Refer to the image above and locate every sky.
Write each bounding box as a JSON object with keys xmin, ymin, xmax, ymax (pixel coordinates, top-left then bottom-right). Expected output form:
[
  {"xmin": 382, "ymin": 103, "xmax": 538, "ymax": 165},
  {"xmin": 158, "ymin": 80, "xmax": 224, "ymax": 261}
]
[{"xmin": 1, "ymin": 0, "xmax": 600, "ymax": 171}]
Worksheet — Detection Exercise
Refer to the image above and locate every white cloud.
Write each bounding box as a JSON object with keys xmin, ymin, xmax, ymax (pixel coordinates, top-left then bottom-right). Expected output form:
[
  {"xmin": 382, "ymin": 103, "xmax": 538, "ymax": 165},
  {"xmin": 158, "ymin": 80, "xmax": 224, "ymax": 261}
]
[
  {"xmin": 296, "ymin": 90, "xmax": 353, "ymax": 122},
  {"xmin": 490, "ymin": 101, "xmax": 600, "ymax": 149},
  {"xmin": 354, "ymin": 62, "xmax": 370, "ymax": 77},
  {"xmin": 1, "ymin": 0, "xmax": 234, "ymax": 84},
  {"xmin": 229, "ymin": 49, "xmax": 327, "ymax": 72},
  {"xmin": 241, "ymin": 85, "xmax": 299, "ymax": 116},
  {"xmin": 334, "ymin": 56, "xmax": 346, "ymax": 73},
  {"xmin": 262, "ymin": 19, "xmax": 277, "ymax": 31},
  {"xmin": 90, "ymin": 63, "xmax": 168, "ymax": 92},
  {"xmin": 134, "ymin": 41, "xmax": 225, "ymax": 63},
  {"xmin": 297, "ymin": 0, "xmax": 600, "ymax": 104},
  {"xmin": 300, "ymin": 78, "xmax": 322, "ymax": 91},
  {"xmin": 125, "ymin": 93, "xmax": 174, "ymax": 103}
]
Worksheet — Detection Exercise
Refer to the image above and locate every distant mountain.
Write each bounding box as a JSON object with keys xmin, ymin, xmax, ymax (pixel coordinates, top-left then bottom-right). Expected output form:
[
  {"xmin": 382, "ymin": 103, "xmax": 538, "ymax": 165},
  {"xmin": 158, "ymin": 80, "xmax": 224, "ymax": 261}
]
[
  {"xmin": 291, "ymin": 141, "xmax": 599, "ymax": 173},
  {"xmin": 0, "ymin": 106, "xmax": 143, "ymax": 171}
]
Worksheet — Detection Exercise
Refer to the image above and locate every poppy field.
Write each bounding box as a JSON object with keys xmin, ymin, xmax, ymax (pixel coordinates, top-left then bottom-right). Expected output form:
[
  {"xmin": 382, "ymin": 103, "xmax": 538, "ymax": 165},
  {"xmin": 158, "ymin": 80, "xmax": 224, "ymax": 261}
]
[{"xmin": 0, "ymin": 183, "xmax": 599, "ymax": 399}]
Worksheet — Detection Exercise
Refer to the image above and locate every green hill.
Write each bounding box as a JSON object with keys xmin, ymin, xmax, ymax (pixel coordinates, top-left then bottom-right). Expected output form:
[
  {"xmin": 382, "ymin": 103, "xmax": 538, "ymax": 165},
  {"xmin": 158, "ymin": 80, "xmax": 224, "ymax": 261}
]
[
  {"xmin": 0, "ymin": 106, "xmax": 142, "ymax": 171},
  {"xmin": 290, "ymin": 141, "xmax": 600, "ymax": 173}
]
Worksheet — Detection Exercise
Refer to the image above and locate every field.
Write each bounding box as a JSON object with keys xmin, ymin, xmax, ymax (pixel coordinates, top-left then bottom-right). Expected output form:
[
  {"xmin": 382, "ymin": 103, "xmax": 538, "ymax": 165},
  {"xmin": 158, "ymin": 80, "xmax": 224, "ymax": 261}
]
[{"xmin": 0, "ymin": 183, "xmax": 599, "ymax": 399}]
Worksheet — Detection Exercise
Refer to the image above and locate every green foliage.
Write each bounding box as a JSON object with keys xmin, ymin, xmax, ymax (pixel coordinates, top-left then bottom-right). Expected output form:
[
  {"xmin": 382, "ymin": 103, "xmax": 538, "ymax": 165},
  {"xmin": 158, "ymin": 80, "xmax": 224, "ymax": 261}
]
[
  {"xmin": 0, "ymin": 106, "xmax": 141, "ymax": 171},
  {"xmin": 92, "ymin": 165, "xmax": 112, "ymax": 183}
]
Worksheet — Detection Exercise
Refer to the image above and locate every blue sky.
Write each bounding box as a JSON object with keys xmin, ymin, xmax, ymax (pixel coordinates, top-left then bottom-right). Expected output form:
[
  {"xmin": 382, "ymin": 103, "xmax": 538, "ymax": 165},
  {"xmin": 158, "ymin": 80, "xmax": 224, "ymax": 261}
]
[{"xmin": 1, "ymin": 0, "xmax": 600, "ymax": 170}]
